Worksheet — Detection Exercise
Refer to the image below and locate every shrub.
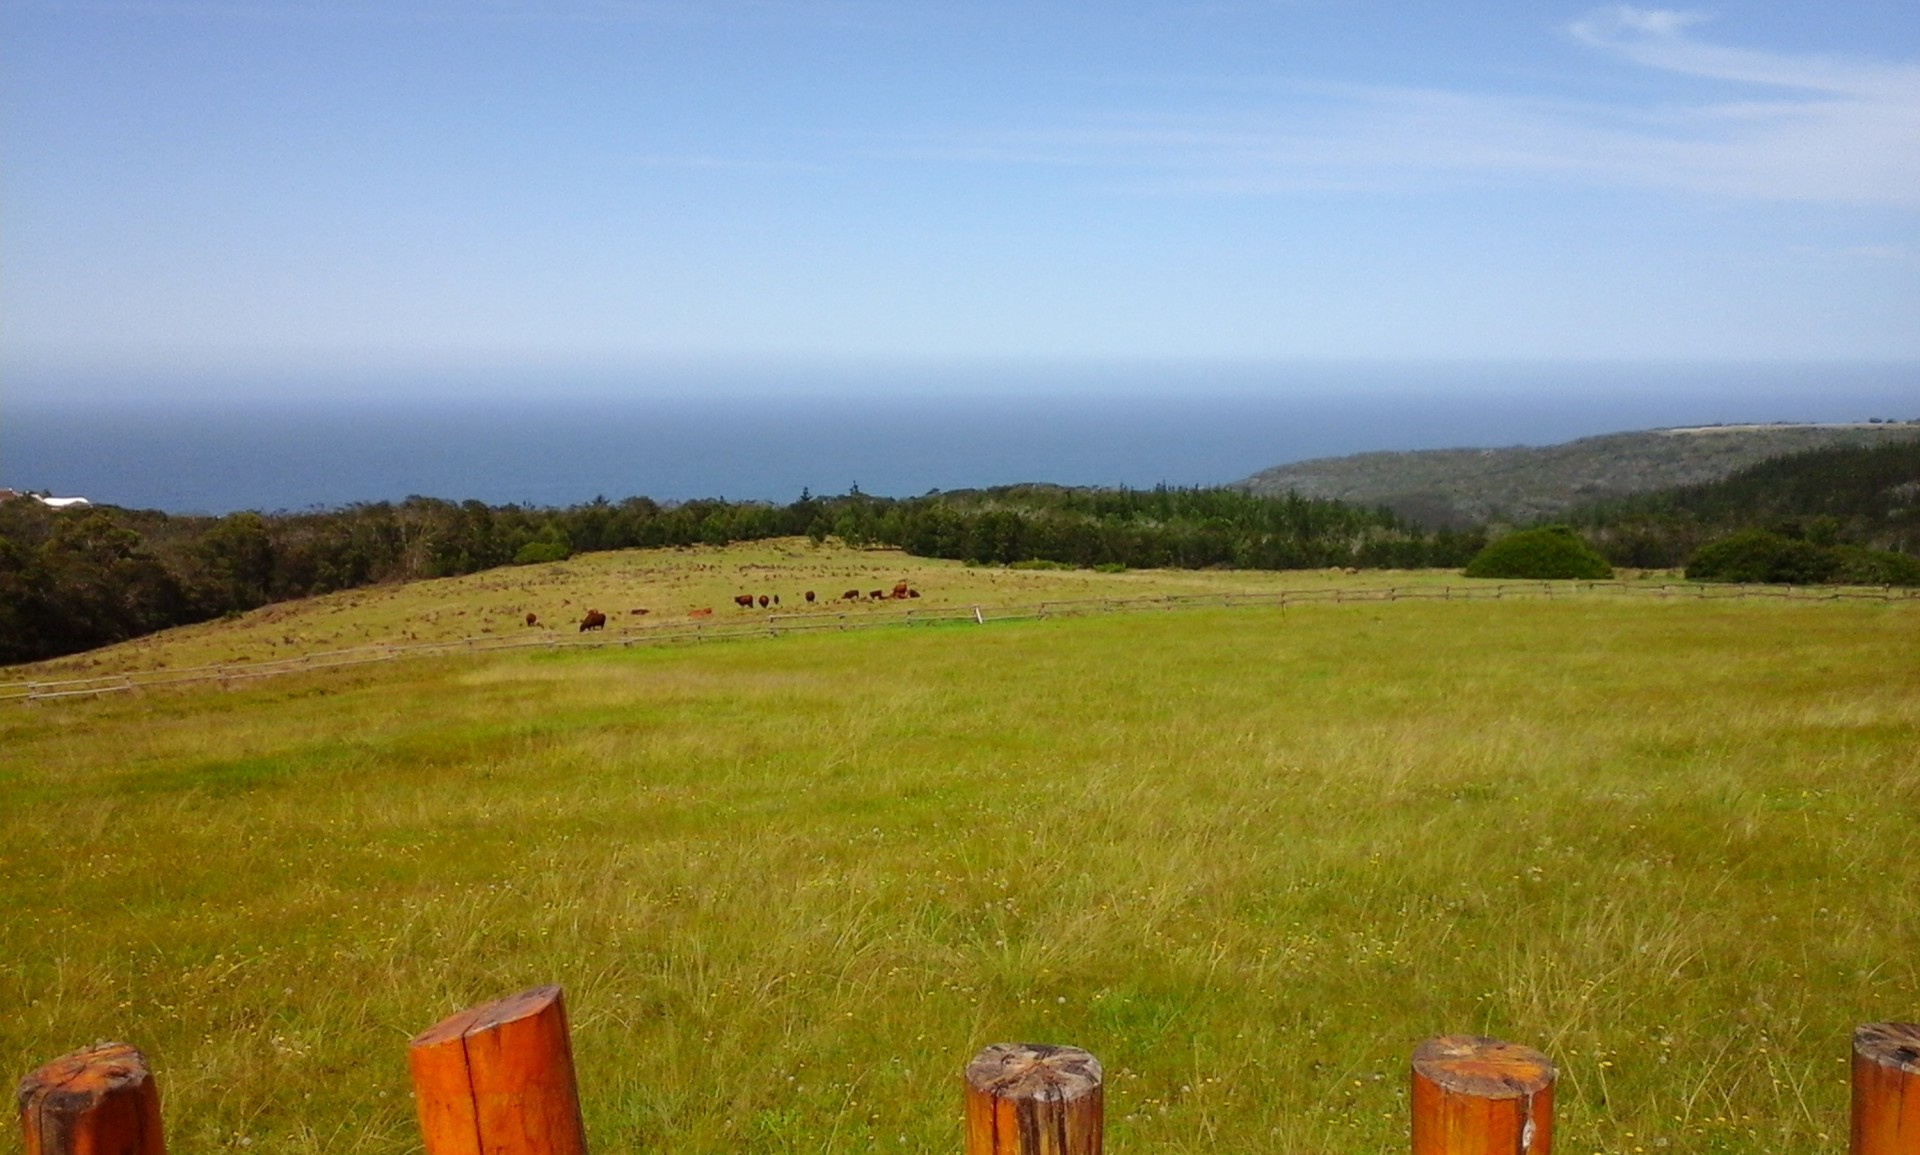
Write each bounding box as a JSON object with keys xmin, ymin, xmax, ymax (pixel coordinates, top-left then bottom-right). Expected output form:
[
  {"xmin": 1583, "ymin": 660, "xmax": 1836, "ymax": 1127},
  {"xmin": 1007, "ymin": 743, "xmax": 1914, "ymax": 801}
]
[
  {"xmin": 1463, "ymin": 526, "xmax": 1613, "ymax": 580},
  {"xmin": 1685, "ymin": 531, "xmax": 1920, "ymax": 586},
  {"xmin": 1684, "ymin": 530, "xmax": 1835, "ymax": 584},
  {"xmin": 512, "ymin": 541, "xmax": 571, "ymax": 565},
  {"xmin": 1831, "ymin": 546, "xmax": 1920, "ymax": 586}
]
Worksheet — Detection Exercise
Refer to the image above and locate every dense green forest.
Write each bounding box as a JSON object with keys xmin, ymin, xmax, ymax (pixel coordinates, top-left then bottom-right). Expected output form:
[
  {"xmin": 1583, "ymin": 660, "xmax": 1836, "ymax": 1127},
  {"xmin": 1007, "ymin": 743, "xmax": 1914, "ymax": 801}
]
[
  {"xmin": 0, "ymin": 487, "xmax": 1471, "ymax": 665},
  {"xmin": 1563, "ymin": 438, "xmax": 1920, "ymax": 568}
]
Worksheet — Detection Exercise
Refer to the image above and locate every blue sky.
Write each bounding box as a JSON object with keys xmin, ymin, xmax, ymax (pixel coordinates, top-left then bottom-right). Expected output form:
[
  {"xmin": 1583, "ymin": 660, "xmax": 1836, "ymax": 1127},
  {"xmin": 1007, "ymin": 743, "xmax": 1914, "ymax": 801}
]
[{"xmin": 4, "ymin": 0, "xmax": 1918, "ymax": 399}]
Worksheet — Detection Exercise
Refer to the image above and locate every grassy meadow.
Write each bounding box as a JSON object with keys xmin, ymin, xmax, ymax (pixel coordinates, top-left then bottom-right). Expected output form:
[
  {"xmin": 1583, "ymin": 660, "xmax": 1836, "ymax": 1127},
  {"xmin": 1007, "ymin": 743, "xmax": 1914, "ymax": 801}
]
[{"xmin": 2, "ymin": 544, "xmax": 1916, "ymax": 1153}]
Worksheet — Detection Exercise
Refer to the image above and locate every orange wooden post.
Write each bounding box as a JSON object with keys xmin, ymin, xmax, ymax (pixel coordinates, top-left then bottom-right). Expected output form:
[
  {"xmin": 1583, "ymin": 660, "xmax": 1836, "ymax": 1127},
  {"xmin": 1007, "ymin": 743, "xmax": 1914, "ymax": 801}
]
[
  {"xmin": 16, "ymin": 1041, "xmax": 165, "ymax": 1155},
  {"xmin": 407, "ymin": 984, "xmax": 588, "ymax": 1155},
  {"xmin": 1411, "ymin": 1035, "xmax": 1554, "ymax": 1155},
  {"xmin": 964, "ymin": 1043, "xmax": 1102, "ymax": 1155},
  {"xmin": 1852, "ymin": 1022, "xmax": 1920, "ymax": 1155}
]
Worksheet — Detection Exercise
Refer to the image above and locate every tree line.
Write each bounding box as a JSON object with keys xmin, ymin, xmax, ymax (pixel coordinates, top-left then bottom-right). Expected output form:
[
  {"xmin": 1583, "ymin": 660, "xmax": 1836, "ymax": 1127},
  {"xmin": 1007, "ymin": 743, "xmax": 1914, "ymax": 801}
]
[
  {"xmin": 1561, "ymin": 438, "xmax": 1920, "ymax": 568},
  {"xmin": 0, "ymin": 487, "xmax": 1477, "ymax": 665}
]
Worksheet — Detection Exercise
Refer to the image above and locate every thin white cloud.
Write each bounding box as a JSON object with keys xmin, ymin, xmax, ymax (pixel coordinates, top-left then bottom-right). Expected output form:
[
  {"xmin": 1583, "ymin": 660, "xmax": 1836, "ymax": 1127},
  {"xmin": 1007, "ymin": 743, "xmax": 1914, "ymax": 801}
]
[
  {"xmin": 1558, "ymin": 8, "xmax": 1920, "ymax": 204},
  {"xmin": 1570, "ymin": 5, "xmax": 1918, "ymax": 96},
  {"xmin": 1579, "ymin": 6, "xmax": 1710, "ymax": 39},
  {"xmin": 891, "ymin": 10, "xmax": 1920, "ymax": 209}
]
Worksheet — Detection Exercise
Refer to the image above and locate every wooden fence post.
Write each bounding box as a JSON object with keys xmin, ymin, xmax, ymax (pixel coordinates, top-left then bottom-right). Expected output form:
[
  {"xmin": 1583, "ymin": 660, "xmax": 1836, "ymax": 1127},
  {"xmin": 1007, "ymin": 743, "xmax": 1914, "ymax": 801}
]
[
  {"xmin": 16, "ymin": 1041, "xmax": 165, "ymax": 1155},
  {"xmin": 1411, "ymin": 1035, "xmax": 1553, "ymax": 1155},
  {"xmin": 964, "ymin": 1043, "xmax": 1102, "ymax": 1155},
  {"xmin": 1852, "ymin": 1022, "xmax": 1920, "ymax": 1155},
  {"xmin": 407, "ymin": 985, "xmax": 588, "ymax": 1155}
]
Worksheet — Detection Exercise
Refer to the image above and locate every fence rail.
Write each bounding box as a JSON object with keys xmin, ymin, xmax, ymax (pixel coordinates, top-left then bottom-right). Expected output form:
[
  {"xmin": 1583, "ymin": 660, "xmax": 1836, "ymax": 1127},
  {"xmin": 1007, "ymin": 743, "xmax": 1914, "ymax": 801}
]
[
  {"xmin": 5, "ymin": 579, "xmax": 1915, "ymax": 704},
  {"xmin": 14, "ymin": 985, "xmax": 1918, "ymax": 1154}
]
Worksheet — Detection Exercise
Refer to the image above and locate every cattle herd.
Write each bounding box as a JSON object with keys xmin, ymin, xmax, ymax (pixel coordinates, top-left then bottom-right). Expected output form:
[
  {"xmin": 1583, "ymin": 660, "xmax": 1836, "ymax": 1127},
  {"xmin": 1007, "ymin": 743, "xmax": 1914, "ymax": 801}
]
[
  {"xmin": 757, "ymin": 580, "xmax": 921, "ymax": 607},
  {"xmin": 840, "ymin": 581, "xmax": 920, "ymax": 602},
  {"xmin": 545, "ymin": 581, "xmax": 923, "ymax": 633}
]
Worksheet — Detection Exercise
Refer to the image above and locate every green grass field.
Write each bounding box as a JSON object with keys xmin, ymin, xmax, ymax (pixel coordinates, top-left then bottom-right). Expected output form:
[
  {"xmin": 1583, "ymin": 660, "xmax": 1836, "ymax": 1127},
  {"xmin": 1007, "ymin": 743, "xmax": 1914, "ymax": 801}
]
[{"xmin": 3, "ymin": 546, "xmax": 1915, "ymax": 1153}]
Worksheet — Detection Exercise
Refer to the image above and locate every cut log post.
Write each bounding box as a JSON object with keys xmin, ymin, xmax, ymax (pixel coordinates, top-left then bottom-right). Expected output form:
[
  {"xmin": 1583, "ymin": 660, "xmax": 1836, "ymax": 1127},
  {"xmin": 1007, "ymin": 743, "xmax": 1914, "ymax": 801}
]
[
  {"xmin": 16, "ymin": 1041, "xmax": 165, "ymax": 1155},
  {"xmin": 1852, "ymin": 1022, "xmax": 1920, "ymax": 1155},
  {"xmin": 1411, "ymin": 1035, "xmax": 1554, "ymax": 1155},
  {"xmin": 964, "ymin": 1043, "xmax": 1102, "ymax": 1155},
  {"xmin": 407, "ymin": 985, "xmax": 588, "ymax": 1155}
]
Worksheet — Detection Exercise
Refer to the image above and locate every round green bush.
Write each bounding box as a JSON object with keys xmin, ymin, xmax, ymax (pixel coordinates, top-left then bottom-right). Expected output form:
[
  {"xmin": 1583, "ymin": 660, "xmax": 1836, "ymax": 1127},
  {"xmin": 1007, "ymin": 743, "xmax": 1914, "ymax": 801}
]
[{"xmin": 1463, "ymin": 526, "xmax": 1613, "ymax": 580}]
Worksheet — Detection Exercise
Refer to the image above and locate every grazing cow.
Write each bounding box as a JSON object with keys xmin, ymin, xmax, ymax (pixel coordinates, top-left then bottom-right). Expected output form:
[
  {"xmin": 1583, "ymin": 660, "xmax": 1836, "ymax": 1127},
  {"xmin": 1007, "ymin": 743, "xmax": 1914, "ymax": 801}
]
[
  {"xmin": 579, "ymin": 609, "xmax": 607, "ymax": 632},
  {"xmin": 526, "ymin": 612, "xmax": 539, "ymax": 626},
  {"xmin": 869, "ymin": 589, "xmax": 884, "ymax": 600},
  {"xmin": 772, "ymin": 594, "xmax": 780, "ymax": 606},
  {"xmin": 805, "ymin": 590, "xmax": 816, "ymax": 603},
  {"xmin": 758, "ymin": 594, "xmax": 770, "ymax": 608},
  {"xmin": 843, "ymin": 589, "xmax": 861, "ymax": 600},
  {"xmin": 689, "ymin": 607, "xmax": 714, "ymax": 618},
  {"xmin": 734, "ymin": 594, "xmax": 755, "ymax": 608},
  {"xmin": 908, "ymin": 589, "xmax": 921, "ymax": 598},
  {"xmin": 891, "ymin": 580, "xmax": 910, "ymax": 599}
]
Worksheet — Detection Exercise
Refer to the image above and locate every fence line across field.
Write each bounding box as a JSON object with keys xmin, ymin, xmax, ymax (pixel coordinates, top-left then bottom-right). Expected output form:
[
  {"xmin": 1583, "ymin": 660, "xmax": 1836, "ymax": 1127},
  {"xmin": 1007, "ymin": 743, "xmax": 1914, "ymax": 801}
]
[
  {"xmin": 15, "ymin": 984, "xmax": 1920, "ymax": 1154},
  {"xmin": 5, "ymin": 579, "xmax": 1915, "ymax": 704}
]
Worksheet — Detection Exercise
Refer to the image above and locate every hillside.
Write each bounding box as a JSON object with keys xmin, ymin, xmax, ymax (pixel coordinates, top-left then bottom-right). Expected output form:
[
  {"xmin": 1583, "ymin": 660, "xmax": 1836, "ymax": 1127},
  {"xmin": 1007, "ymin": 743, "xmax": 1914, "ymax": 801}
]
[
  {"xmin": 0, "ymin": 539, "xmax": 1524, "ymax": 683},
  {"xmin": 0, "ymin": 484, "xmax": 1471, "ymax": 666},
  {"xmin": 1238, "ymin": 421, "xmax": 1920, "ymax": 527}
]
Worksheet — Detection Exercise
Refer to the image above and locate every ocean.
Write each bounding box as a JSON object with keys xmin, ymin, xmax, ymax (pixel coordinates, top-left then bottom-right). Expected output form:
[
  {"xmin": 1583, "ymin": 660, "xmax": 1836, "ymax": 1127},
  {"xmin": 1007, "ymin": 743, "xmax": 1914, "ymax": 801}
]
[{"xmin": 4, "ymin": 362, "xmax": 1916, "ymax": 514}]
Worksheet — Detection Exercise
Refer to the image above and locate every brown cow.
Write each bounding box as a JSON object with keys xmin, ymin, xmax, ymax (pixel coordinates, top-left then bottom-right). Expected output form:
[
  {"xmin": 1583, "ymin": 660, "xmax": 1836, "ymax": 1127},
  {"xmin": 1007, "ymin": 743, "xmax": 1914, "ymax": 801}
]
[
  {"xmin": 805, "ymin": 590, "xmax": 816, "ymax": 603},
  {"xmin": 734, "ymin": 594, "xmax": 755, "ymax": 608},
  {"xmin": 772, "ymin": 594, "xmax": 780, "ymax": 606},
  {"xmin": 868, "ymin": 589, "xmax": 884, "ymax": 600},
  {"xmin": 526, "ymin": 612, "xmax": 539, "ymax": 626},
  {"xmin": 689, "ymin": 607, "xmax": 714, "ymax": 618},
  {"xmin": 842, "ymin": 589, "xmax": 861, "ymax": 600},
  {"xmin": 758, "ymin": 594, "xmax": 770, "ymax": 608},
  {"xmin": 891, "ymin": 580, "xmax": 909, "ymax": 599},
  {"xmin": 908, "ymin": 589, "xmax": 920, "ymax": 598},
  {"xmin": 579, "ymin": 609, "xmax": 607, "ymax": 632}
]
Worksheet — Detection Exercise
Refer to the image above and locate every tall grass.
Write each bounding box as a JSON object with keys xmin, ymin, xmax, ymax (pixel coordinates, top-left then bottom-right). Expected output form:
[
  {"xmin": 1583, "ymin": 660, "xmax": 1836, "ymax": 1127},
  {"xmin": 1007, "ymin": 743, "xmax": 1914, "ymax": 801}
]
[{"xmin": 2, "ymin": 595, "xmax": 1915, "ymax": 1153}]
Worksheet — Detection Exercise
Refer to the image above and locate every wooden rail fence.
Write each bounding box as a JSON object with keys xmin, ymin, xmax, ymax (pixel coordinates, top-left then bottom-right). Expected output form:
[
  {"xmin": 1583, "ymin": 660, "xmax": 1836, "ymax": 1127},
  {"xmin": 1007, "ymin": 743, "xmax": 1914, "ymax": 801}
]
[
  {"xmin": 15, "ymin": 985, "xmax": 1920, "ymax": 1153},
  {"xmin": 5, "ymin": 579, "xmax": 1916, "ymax": 704}
]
